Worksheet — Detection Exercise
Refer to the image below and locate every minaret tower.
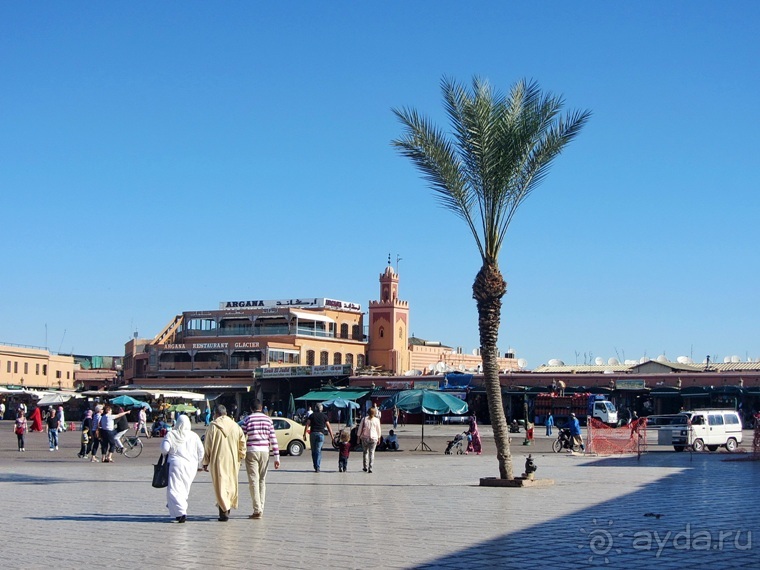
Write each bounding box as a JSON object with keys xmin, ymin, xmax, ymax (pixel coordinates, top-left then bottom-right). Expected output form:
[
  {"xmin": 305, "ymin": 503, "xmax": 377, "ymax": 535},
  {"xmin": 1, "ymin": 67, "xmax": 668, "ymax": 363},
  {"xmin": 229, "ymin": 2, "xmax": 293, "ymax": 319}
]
[{"xmin": 367, "ymin": 258, "xmax": 410, "ymax": 374}]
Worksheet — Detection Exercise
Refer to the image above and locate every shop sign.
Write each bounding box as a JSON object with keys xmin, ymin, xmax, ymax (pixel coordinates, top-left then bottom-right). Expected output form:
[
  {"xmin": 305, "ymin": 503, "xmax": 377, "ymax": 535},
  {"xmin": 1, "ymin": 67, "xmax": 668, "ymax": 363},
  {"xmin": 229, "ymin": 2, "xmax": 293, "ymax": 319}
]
[{"xmin": 616, "ymin": 379, "xmax": 646, "ymax": 390}]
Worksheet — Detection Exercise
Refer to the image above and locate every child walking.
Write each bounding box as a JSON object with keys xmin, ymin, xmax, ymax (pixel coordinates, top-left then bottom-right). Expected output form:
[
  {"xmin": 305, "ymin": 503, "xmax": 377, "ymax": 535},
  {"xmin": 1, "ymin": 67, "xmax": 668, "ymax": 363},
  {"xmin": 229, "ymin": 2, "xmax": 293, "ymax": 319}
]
[
  {"xmin": 338, "ymin": 429, "xmax": 351, "ymax": 472},
  {"xmin": 78, "ymin": 427, "xmax": 90, "ymax": 458}
]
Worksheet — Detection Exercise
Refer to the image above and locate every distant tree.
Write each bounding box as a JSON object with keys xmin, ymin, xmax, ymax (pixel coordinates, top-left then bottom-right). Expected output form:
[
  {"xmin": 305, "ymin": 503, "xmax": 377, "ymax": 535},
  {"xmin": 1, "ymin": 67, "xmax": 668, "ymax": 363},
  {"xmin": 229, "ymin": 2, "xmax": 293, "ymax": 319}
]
[{"xmin": 392, "ymin": 77, "xmax": 590, "ymax": 478}]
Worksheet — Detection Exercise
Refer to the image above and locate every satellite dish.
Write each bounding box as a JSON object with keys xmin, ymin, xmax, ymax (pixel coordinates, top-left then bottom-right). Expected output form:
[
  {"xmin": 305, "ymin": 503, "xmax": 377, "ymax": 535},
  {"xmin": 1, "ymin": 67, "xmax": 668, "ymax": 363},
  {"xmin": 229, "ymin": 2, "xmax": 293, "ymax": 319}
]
[
  {"xmin": 723, "ymin": 356, "xmax": 731, "ymax": 363},
  {"xmin": 471, "ymin": 348, "xmax": 480, "ymax": 356},
  {"xmin": 731, "ymin": 355, "xmax": 740, "ymax": 363},
  {"xmin": 676, "ymin": 356, "xmax": 689, "ymax": 364},
  {"xmin": 435, "ymin": 362, "xmax": 447, "ymax": 373},
  {"xmin": 427, "ymin": 363, "xmax": 435, "ymax": 372},
  {"xmin": 608, "ymin": 357, "xmax": 620, "ymax": 365},
  {"xmin": 458, "ymin": 364, "xmax": 466, "ymax": 371},
  {"xmin": 656, "ymin": 354, "xmax": 668, "ymax": 363},
  {"xmin": 640, "ymin": 357, "xmax": 647, "ymax": 363},
  {"xmin": 624, "ymin": 359, "xmax": 638, "ymax": 365},
  {"xmin": 594, "ymin": 357, "xmax": 604, "ymax": 365},
  {"xmin": 517, "ymin": 358, "xmax": 527, "ymax": 369},
  {"xmin": 548, "ymin": 358, "xmax": 564, "ymax": 367}
]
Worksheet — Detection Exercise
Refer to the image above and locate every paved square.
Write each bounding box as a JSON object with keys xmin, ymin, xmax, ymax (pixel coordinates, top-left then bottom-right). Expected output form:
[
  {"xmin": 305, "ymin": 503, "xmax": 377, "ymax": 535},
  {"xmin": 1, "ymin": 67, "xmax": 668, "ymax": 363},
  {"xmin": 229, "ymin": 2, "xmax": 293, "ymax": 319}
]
[{"xmin": 1, "ymin": 423, "xmax": 757, "ymax": 569}]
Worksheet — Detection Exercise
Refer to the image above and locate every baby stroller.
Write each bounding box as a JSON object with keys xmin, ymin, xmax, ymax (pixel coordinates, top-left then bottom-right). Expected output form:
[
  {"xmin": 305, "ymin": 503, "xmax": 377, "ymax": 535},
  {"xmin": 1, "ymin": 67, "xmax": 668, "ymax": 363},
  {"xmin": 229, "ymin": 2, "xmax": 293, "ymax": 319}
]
[{"xmin": 444, "ymin": 432, "xmax": 470, "ymax": 455}]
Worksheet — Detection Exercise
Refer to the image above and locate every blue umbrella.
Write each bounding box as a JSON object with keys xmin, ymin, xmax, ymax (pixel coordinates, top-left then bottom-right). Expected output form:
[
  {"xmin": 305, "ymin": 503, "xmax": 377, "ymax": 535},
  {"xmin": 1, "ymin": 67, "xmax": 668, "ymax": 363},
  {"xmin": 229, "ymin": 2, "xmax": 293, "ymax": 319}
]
[
  {"xmin": 379, "ymin": 389, "xmax": 468, "ymax": 451},
  {"xmin": 322, "ymin": 397, "xmax": 361, "ymax": 427},
  {"xmin": 110, "ymin": 395, "xmax": 152, "ymax": 411}
]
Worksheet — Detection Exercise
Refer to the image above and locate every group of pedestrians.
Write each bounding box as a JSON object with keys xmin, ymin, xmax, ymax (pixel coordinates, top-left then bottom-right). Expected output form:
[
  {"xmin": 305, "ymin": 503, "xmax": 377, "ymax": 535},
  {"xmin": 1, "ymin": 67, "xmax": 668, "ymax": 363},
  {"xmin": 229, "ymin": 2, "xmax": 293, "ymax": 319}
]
[
  {"xmin": 160, "ymin": 401, "xmax": 279, "ymax": 524},
  {"xmin": 77, "ymin": 404, "xmax": 131, "ymax": 462}
]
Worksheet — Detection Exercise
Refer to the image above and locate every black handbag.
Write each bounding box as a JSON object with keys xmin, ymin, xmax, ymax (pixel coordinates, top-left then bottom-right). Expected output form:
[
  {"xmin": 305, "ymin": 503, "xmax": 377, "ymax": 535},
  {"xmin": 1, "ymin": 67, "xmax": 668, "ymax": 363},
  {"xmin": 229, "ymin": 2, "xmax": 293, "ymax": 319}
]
[{"xmin": 152, "ymin": 454, "xmax": 169, "ymax": 488}]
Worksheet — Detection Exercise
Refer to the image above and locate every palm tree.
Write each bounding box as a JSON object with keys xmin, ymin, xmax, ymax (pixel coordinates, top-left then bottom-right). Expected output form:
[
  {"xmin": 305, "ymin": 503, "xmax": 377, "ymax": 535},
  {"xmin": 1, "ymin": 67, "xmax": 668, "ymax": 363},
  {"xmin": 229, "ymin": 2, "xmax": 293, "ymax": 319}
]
[{"xmin": 392, "ymin": 77, "xmax": 590, "ymax": 479}]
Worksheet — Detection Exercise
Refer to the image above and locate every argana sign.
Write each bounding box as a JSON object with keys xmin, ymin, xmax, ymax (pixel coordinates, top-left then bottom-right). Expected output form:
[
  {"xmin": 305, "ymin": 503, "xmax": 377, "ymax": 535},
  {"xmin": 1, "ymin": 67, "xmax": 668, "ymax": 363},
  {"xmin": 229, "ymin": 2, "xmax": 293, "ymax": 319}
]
[{"xmin": 219, "ymin": 298, "xmax": 361, "ymax": 311}]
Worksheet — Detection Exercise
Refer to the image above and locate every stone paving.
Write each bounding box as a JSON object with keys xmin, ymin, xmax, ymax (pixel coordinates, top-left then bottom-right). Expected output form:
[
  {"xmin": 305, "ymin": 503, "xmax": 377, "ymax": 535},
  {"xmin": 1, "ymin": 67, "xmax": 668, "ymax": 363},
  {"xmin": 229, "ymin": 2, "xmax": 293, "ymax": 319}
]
[{"xmin": 0, "ymin": 422, "xmax": 758, "ymax": 569}]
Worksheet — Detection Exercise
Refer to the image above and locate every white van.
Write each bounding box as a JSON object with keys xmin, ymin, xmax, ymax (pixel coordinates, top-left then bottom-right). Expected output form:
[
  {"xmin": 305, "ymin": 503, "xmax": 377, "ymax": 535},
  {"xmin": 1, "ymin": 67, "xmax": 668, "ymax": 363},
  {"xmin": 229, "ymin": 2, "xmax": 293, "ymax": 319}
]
[{"xmin": 671, "ymin": 409, "xmax": 743, "ymax": 452}]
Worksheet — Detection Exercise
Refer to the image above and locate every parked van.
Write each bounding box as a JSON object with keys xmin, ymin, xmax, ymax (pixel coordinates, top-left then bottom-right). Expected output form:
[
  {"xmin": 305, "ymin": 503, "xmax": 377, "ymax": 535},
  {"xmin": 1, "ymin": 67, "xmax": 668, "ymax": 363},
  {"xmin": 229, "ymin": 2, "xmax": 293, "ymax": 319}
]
[{"xmin": 671, "ymin": 409, "xmax": 743, "ymax": 452}]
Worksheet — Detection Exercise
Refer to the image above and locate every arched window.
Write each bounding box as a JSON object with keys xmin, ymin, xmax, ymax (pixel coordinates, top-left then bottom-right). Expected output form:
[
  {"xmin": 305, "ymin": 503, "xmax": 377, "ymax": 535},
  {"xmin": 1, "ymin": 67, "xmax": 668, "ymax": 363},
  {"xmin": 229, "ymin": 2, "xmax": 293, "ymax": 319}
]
[
  {"xmin": 320, "ymin": 351, "xmax": 329, "ymax": 365},
  {"xmin": 379, "ymin": 326, "xmax": 384, "ymax": 338},
  {"xmin": 352, "ymin": 324, "xmax": 361, "ymax": 340},
  {"xmin": 306, "ymin": 350, "xmax": 315, "ymax": 366},
  {"xmin": 345, "ymin": 354, "xmax": 354, "ymax": 367},
  {"xmin": 399, "ymin": 326, "xmax": 403, "ymax": 339},
  {"xmin": 340, "ymin": 323, "xmax": 349, "ymax": 339},
  {"xmin": 333, "ymin": 352, "xmax": 342, "ymax": 365},
  {"xmin": 357, "ymin": 354, "xmax": 365, "ymax": 368}
]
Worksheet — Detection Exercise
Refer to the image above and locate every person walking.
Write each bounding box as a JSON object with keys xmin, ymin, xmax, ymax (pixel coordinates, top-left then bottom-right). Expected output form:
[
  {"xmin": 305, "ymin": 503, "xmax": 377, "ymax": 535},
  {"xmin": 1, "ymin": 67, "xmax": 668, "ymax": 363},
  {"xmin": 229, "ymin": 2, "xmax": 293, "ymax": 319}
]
[
  {"xmin": 161, "ymin": 414, "xmax": 204, "ymax": 523},
  {"xmin": 202, "ymin": 405, "xmax": 246, "ymax": 522},
  {"xmin": 358, "ymin": 406, "xmax": 381, "ymax": 473},
  {"xmin": 467, "ymin": 415, "xmax": 482, "ymax": 455},
  {"xmin": 545, "ymin": 413, "xmax": 554, "ymax": 437},
  {"xmin": 337, "ymin": 429, "xmax": 351, "ymax": 471},
  {"xmin": 303, "ymin": 403, "xmax": 333, "ymax": 473},
  {"xmin": 240, "ymin": 399, "xmax": 280, "ymax": 519},
  {"xmin": 392, "ymin": 406, "xmax": 399, "ymax": 430},
  {"xmin": 135, "ymin": 407, "xmax": 150, "ymax": 438},
  {"xmin": 14, "ymin": 410, "xmax": 28, "ymax": 452},
  {"xmin": 89, "ymin": 406, "xmax": 102, "ymax": 462},
  {"xmin": 99, "ymin": 405, "xmax": 129, "ymax": 463},
  {"xmin": 46, "ymin": 407, "xmax": 60, "ymax": 451}
]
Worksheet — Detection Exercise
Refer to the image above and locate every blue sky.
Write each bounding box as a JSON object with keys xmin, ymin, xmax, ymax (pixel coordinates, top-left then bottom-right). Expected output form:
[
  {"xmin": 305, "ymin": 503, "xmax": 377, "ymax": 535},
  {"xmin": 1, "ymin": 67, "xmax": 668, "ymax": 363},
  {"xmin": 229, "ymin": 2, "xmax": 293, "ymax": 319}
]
[{"xmin": 2, "ymin": 2, "xmax": 758, "ymax": 368}]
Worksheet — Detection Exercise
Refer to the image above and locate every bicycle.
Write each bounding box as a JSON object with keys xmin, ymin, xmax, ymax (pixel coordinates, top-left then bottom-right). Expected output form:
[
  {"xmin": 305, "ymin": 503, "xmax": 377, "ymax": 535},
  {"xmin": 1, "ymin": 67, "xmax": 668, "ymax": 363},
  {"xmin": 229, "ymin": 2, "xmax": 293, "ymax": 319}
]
[{"xmin": 116, "ymin": 434, "xmax": 144, "ymax": 458}]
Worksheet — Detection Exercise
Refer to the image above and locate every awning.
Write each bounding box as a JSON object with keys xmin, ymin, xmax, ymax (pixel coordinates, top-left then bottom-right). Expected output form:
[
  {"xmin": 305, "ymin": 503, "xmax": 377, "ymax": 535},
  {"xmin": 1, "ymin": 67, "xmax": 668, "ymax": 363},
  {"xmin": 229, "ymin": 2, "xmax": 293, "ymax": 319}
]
[
  {"xmin": 297, "ymin": 389, "xmax": 368, "ymax": 401},
  {"xmin": 290, "ymin": 310, "xmax": 334, "ymax": 324}
]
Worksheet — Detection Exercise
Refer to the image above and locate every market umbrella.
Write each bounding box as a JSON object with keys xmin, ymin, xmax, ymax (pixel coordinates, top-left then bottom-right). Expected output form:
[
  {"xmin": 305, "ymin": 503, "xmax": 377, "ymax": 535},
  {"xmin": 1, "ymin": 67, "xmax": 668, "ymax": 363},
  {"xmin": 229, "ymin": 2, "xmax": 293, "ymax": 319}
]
[
  {"xmin": 322, "ymin": 397, "xmax": 361, "ymax": 427},
  {"xmin": 110, "ymin": 395, "xmax": 152, "ymax": 411},
  {"xmin": 380, "ymin": 389, "xmax": 468, "ymax": 451},
  {"xmin": 168, "ymin": 403, "xmax": 197, "ymax": 414}
]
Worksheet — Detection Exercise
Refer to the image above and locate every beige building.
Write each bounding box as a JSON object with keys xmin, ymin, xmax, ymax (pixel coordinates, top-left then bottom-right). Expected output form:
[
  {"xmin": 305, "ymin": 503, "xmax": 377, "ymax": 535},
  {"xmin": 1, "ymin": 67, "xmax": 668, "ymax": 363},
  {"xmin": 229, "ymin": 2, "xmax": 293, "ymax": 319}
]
[
  {"xmin": 0, "ymin": 344, "xmax": 76, "ymax": 390},
  {"xmin": 409, "ymin": 337, "xmax": 517, "ymax": 374}
]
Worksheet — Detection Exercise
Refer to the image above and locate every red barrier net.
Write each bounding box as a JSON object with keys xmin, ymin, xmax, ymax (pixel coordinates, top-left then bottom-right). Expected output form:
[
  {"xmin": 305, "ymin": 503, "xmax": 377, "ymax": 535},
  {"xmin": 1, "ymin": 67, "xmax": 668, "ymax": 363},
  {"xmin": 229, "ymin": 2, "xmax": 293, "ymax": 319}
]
[{"xmin": 587, "ymin": 417, "xmax": 647, "ymax": 455}]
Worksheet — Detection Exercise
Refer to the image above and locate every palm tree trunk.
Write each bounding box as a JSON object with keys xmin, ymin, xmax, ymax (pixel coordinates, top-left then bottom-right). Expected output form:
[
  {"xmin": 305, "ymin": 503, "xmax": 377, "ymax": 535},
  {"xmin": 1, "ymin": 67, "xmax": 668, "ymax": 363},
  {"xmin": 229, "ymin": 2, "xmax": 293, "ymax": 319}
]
[{"xmin": 474, "ymin": 261, "xmax": 513, "ymax": 479}]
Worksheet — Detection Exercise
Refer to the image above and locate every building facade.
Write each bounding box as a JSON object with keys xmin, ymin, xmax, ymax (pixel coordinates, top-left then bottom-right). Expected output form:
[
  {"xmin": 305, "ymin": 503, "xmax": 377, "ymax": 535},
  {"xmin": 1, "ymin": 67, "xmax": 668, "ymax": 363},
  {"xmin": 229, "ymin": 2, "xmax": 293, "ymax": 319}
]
[
  {"xmin": 123, "ymin": 264, "xmax": 516, "ymax": 412},
  {"xmin": 0, "ymin": 343, "xmax": 76, "ymax": 390}
]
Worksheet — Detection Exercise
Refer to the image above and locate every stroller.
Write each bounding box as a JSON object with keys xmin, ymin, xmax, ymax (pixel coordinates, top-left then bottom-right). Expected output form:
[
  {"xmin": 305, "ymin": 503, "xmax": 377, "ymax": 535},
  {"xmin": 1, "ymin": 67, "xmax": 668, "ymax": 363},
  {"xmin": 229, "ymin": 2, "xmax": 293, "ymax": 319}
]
[{"xmin": 444, "ymin": 432, "xmax": 470, "ymax": 455}]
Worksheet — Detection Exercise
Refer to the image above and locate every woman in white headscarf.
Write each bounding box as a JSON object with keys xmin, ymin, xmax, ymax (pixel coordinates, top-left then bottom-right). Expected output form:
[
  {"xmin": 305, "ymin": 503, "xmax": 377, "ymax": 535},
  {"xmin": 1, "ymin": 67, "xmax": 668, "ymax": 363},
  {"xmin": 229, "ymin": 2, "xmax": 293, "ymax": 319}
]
[{"xmin": 160, "ymin": 414, "xmax": 204, "ymax": 523}]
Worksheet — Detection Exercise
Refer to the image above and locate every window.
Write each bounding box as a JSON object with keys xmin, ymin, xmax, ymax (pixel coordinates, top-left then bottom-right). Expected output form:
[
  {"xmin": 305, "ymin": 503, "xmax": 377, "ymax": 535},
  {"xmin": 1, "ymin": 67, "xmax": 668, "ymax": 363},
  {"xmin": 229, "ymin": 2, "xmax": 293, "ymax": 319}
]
[
  {"xmin": 333, "ymin": 352, "xmax": 342, "ymax": 365},
  {"xmin": 357, "ymin": 354, "xmax": 365, "ymax": 368},
  {"xmin": 42, "ymin": 365, "xmax": 47, "ymax": 375},
  {"xmin": 268, "ymin": 350, "xmax": 300, "ymax": 364},
  {"xmin": 708, "ymin": 414, "xmax": 724, "ymax": 426},
  {"xmin": 14, "ymin": 361, "xmax": 18, "ymax": 374},
  {"xmin": 67, "ymin": 371, "xmax": 70, "ymax": 379},
  {"xmin": 340, "ymin": 323, "xmax": 349, "ymax": 339},
  {"xmin": 24, "ymin": 362, "xmax": 28, "ymax": 374},
  {"xmin": 346, "ymin": 354, "xmax": 354, "ymax": 367},
  {"xmin": 56, "ymin": 371, "xmax": 62, "ymax": 379},
  {"xmin": 399, "ymin": 326, "xmax": 403, "ymax": 339},
  {"xmin": 320, "ymin": 351, "xmax": 329, "ymax": 366},
  {"xmin": 352, "ymin": 324, "xmax": 361, "ymax": 340},
  {"xmin": 36, "ymin": 363, "xmax": 40, "ymax": 375},
  {"xmin": 306, "ymin": 350, "xmax": 315, "ymax": 366},
  {"xmin": 379, "ymin": 327, "xmax": 384, "ymax": 338},
  {"xmin": 725, "ymin": 414, "xmax": 740, "ymax": 425},
  {"xmin": 6, "ymin": 361, "xmax": 9, "ymax": 373}
]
